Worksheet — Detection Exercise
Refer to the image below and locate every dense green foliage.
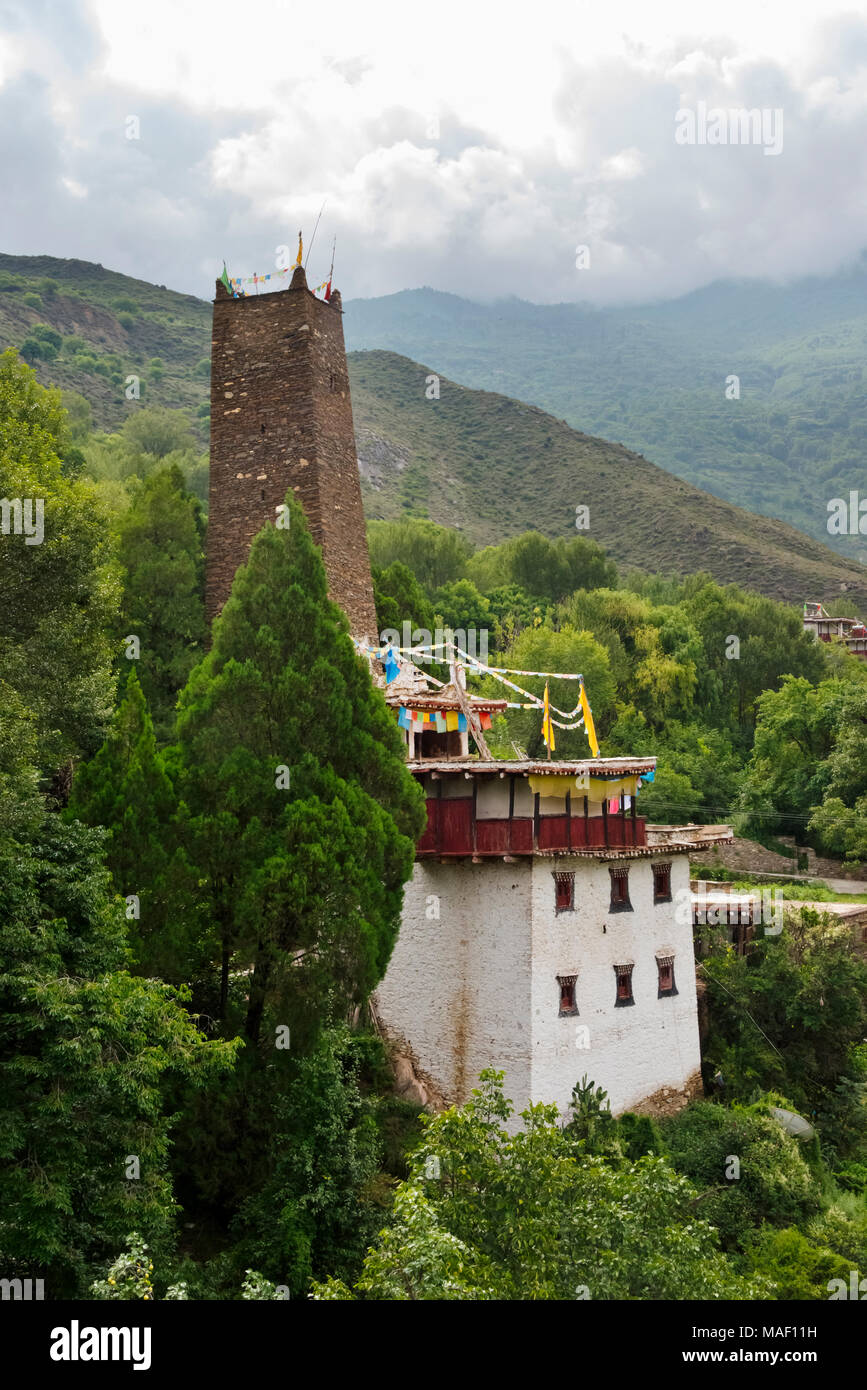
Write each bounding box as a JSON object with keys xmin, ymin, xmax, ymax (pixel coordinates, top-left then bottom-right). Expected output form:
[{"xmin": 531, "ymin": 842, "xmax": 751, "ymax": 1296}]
[
  {"xmin": 313, "ymin": 1071, "xmax": 761, "ymax": 1300},
  {"xmin": 5, "ymin": 289, "xmax": 867, "ymax": 1304}
]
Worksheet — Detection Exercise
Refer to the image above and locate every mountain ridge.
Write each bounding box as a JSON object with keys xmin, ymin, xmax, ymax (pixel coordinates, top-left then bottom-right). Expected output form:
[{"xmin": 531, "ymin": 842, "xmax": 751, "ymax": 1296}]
[{"xmin": 1, "ymin": 250, "xmax": 865, "ymax": 608}]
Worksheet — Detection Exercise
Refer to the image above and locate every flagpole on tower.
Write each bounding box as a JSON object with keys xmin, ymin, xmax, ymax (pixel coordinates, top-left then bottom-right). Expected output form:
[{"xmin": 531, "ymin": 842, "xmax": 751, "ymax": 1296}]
[
  {"xmin": 305, "ymin": 200, "xmax": 326, "ymax": 269},
  {"xmin": 325, "ymin": 236, "xmax": 336, "ymax": 301}
]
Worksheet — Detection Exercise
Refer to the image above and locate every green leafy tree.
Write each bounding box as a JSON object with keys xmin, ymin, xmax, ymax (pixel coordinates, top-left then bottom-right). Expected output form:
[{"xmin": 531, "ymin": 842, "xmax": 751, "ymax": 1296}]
[
  {"xmin": 68, "ymin": 670, "xmax": 198, "ymax": 980},
  {"xmin": 0, "ymin": 810, "xmax": 238, "ymax": 1296},
  {"xmin": 701, "ymin": 909, "xmax": 867, "ymax": 1149},
  {"xmin": 120, "ymin": 407, "xmax": 196, "ymax": 460},
  {"xmin": 372, "ymin": 560, "xmax": 437, "ymax": 642},
  {"xmin": 367, "ymin": 517, "xmax": 471, "ymax": 593},
  {"xmin": 313, "ymin": 1071, "xmax": 760, "ymax": 1300},
  {"xmin": 228, "ymin": 1027, "xmax": 385, "ymax": 1296},
  {"xmin": 0, "ymin": 349, "xmax": 119, "ymax": 771},
  {"xmin": 740, "ymin": 677, "xmax": 847, "ymax": 840},
  {"xmin": 115, "ymin": 464, "xmax": 207, "ymax": 738},
  {"xmin": 663, "ymin": 1101, "xmax": 818, "ymax": 1250},
  {"xmin": 497, "ymin": 625, "xmax": 615, "ymax": 760}
]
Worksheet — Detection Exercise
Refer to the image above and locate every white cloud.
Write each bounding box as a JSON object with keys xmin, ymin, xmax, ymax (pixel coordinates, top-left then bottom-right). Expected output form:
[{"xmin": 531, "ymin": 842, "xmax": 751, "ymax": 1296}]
[{"xmin": 1, "ymin": 0, "xmax": 867, "ymax": 304}]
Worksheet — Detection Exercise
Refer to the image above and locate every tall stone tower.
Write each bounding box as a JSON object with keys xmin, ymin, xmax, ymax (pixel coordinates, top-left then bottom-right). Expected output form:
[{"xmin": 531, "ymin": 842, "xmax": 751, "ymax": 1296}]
[{"xmin": 205, "ymin": 265, "xmax": 379, "ymax": 640}]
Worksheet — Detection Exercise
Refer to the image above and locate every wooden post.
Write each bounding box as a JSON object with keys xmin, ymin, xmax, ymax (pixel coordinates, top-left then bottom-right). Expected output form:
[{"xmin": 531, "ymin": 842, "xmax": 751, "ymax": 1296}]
[
  {"xmin": 453, "ymin": 661, "xmax": 492, "ymax": 759},
  {"xmin": 602, "ymin": 794, "xmax": 609, "ymax": 849},
  {"xmin": 566, "ymin": 789, "xmax": 572, "ymax": 849},
  {"xmin": 508, "ymin": 775, "xmax": 515, "ymax": 854},
  {"xmin": 436, "ymin": 777, "xmax": 443, "ymax": 856},
  {"xmin": 533, "ymin": 792, "xmax": 540, "ymax": 852}
]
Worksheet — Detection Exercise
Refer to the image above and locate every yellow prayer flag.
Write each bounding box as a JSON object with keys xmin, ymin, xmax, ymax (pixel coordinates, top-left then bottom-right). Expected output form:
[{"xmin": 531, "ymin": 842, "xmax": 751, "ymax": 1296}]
[
  {"xmin": 295, "ymin": 231, "xmax": 303, "ymax": 266},
  {"xmin": 445, "ymin": 711, "xmax": 459, "ymax": 732},
  {"xmin": 579, "ymin": 680, "xmax": 600, "ymax": 757},
  {"xmin": 542, "ymin": 681, "xmax": 556, "ymax": 753}
]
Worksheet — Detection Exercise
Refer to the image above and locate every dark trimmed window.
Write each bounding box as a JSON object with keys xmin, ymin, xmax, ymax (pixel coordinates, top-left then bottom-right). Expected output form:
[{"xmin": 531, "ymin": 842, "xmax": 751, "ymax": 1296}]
[
  {"xmin": 614, "ymin": 963, "xmax": 634, "ymax": 1007},
  {"xmin": 653, "ymin": 862, "xmax": 672, "ymax": 903},
  {"xmin": 554, "ymin": 871, "xmax": 575, "ymax": 913},
  {"xmin": 609, "ymin": 865, "xmax": 632, "ymax": 912},
  {"xmin": 558, "ymin": 974, "xmax": 579, "ymax": 1017},
  {"xmin": 657, "ymin": 954, "xmax": 678, "ymax": 997}
]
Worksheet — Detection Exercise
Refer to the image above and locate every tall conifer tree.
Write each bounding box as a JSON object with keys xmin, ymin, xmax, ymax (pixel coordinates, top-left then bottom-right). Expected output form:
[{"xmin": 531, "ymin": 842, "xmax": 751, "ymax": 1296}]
[{"xmin": 173, "ymin": 494, "xmax": 425, "ymax": 1048}]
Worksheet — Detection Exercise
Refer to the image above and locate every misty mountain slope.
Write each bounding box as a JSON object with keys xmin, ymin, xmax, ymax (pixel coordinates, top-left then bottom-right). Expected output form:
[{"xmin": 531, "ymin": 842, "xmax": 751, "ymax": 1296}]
[
  {"xmin": 2, "ymin": 250, "xmax": 866, "ymax": 607},
  {"xmin": 344, "ymin": 263, "xmax": 867, "ymax": 561},
  {"xmin": 349, "ymin": 350, "xmax": 867, "ymax": 609}
]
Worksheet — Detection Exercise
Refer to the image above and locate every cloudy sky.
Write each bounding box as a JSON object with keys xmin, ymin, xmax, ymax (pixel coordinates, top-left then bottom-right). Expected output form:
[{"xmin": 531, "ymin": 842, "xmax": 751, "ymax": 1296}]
[{"xmin": 1, "ymin": 0, "xmax": 866, "ymax": 305}]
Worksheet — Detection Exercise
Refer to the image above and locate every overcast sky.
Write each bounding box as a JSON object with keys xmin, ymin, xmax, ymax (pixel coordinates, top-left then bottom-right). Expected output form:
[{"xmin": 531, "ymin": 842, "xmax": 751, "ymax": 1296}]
[{"xmin": 1, "ymin": 0, "xmax": 866, "ymax": 305}]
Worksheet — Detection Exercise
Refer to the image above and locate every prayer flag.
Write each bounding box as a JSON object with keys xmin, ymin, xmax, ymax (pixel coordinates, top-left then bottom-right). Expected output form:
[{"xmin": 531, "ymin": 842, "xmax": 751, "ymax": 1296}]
[
  {"xmin": 220, "ymin": 262, "xmax": 232, "ymax": 294},
  {"xmin": 445, "ymin": 711, "xmax": 459, "ymax": 732},
  {"xmin": 295, "ymin": 230, "xmax": 303, "ymax": 266},
  {"xmin": 457, "ymin": 713, "xmax": 467, "ymax": 733},
  {"xmin": 480, "ymin": 710, "xmax": 493, "ymax": 730},
  {"xmin": 383, "ymin": 647, "xmax": 400, "ymax": 684},
  {"xmin": 609, "ymin": 797, "xmax": 619, "ymax": 815},
  {"xmin": 579, "ymin": 681, "xmax": 600, "ymax": 757},
  {"xmin": 397, "ymin": 707, "xmax": 411, "ymax": 730},
  {"xmin": 435, "ymin": 713, "xmax": 447, "ymax": 733},
  {"xmin": 541, "ymin": 681, "xmax": 556, "ymax": 753}
]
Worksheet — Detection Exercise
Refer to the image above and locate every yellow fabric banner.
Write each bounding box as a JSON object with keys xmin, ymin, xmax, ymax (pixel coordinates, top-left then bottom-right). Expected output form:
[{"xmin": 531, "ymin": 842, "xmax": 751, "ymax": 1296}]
[
  {"xmin": 528, "ymin": 773, "xmax": 639, "ymax": 800},
  {"xmin": 541, "ymin": 681, "xmax": 556, "ymax": 753},
  {"xmin": 445, "ymin": 711, "xmax": 459, "ymax": 732},
  {"xmin": 579, "ymin": 681, "xmax": 600, "ymax": 757}
]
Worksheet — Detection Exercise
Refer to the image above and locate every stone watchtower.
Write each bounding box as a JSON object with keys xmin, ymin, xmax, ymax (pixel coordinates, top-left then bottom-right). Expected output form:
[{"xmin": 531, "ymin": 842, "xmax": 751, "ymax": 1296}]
[{"xmin": 205, "ymin": 264, "xmax": 379, "ymax": 640}]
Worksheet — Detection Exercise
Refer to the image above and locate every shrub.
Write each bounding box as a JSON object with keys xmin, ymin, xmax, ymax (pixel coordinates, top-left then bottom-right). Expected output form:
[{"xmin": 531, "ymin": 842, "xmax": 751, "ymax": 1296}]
[
  {"xmin": 117, "ymin": 312, "xmax": 135, "ymax": 330},
  {"xmin": 664, "ymin": 1101, "xmax": 818, "ymax": 1249},
  {"xmin": 32, "ymin": 324, "xmax": 62, "ymax": 352},
  {"xmin": 617, "ymin": 1111, "xmax": 664, "ymax": 1161},
  {"xmin": 743, "ymin": 1225, "xmax": 857, "ymax": 1300},
  {"xmin": 23, "ymin": 291, "xmax": 42, "ymax": 308}
]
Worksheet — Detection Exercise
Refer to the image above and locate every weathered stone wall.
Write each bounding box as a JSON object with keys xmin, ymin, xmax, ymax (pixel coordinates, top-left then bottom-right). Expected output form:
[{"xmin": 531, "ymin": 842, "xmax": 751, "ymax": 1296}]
[{"xmin": 206, "ymin": 270, "xmax": 378, "ymax": 640}]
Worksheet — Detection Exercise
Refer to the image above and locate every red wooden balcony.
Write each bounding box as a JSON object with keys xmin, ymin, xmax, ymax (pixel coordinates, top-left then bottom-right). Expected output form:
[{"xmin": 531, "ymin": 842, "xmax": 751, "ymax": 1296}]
[{"xmin": 416, "ymin": 795, "xmax": 647, "ymax": 858}]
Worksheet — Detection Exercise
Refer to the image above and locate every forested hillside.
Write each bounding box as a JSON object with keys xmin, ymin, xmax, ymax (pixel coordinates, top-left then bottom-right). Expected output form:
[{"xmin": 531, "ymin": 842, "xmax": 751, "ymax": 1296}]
[
  {"xmin": 344, "ymin": 263, "xmax": 867, "ymax": 560},
  {"xmin": 2, "ymin": 252, "xmax": 867, "ymax": 610}
]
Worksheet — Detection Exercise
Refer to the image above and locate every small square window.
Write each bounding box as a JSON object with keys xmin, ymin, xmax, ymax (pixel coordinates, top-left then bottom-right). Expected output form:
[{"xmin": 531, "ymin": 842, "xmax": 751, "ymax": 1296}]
[
  {"xmin": 558, "ymin": 974, "xmax": 579, "ymax": 1016},
  {"xmin": 609, "ymin": 866, "xmax": 632, "ymax": 912},
  {"xmin": 657, "ymin": 955, "xmax": 678, "ymax": 998},
  {"xmin": 554, "ymin": 871, "xmax": 574, "ymax": 913},
  {"xmin": 614, "ymin": 963, "xmax": 634, "ymax": 1007},
  {"xmin": 653, "ymin": 862, "xmax": 672, "ymax": 903}
]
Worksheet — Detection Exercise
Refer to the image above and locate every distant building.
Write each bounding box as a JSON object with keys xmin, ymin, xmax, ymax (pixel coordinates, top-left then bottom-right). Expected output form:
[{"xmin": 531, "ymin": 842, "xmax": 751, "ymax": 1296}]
[{"xmin": 803, "ymin": 601, "xmax": 867, "ymax": 659}]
